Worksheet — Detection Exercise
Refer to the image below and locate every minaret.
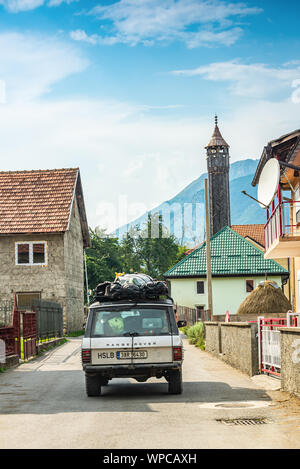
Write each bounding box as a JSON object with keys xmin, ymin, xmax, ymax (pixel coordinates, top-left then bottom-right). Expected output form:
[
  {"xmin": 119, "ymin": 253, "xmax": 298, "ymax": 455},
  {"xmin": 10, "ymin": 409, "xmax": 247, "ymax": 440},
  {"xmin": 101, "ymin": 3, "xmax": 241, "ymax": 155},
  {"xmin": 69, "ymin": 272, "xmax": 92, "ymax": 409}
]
[{"xmin": 205, "ymin": 116, "xmax": 231, "ymax": 236}]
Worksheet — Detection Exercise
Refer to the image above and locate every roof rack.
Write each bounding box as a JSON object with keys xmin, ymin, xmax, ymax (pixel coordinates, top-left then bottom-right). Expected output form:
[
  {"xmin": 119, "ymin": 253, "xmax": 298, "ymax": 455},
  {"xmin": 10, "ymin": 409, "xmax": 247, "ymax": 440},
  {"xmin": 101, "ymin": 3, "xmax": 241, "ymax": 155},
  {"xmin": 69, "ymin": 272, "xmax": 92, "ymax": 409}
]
[{"xmin": 90, "ymin": 273, "xmax": 172, "ymax": 305}]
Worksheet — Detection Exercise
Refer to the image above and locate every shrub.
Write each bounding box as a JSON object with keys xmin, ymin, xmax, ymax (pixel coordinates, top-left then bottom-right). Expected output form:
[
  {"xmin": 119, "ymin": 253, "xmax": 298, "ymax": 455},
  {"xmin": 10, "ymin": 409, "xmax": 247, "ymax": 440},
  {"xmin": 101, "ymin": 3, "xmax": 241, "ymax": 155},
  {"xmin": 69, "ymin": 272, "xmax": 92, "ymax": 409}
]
[
  {"xmin": 187, "ymin": 322, "xmax": 205, "ymax": 350},
  {"xmin": 65, "ymin": 330, "xmax": 85, "ymax": 337},
  {"xmin": 179, "ymin": 325, "xmax": 190, "ymax": 336}
]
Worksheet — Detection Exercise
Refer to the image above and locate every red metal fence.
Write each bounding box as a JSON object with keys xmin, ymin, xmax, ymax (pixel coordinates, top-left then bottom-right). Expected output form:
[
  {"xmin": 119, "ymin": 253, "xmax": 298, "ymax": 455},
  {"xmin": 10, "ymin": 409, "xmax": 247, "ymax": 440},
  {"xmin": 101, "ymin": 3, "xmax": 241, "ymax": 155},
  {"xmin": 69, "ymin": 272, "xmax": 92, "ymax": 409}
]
[
  {"xmin": 264, "ymin": 200, "xmax": 299, "ymax": 250},
  {"xmin": 258, "ymin": 313, "xmax": 299, "ymax": 377},
  {"xmin": 0, "ymin": 294, "xmax": 63, "ymax": 363},
  {"xmin": 0, "ymin": 295, "xmax": 20, "ymax": 359},
  {"xmin": 22, "ymin": 312, "xmax": 37, "ymax": 360}
]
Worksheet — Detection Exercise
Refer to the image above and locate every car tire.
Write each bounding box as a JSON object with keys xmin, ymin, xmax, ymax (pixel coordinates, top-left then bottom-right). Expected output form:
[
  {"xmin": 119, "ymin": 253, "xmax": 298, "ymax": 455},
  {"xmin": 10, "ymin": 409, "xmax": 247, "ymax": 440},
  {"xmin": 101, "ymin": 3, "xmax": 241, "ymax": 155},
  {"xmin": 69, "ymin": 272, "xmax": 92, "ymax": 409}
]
[
  {"xmin": 168, "ymin": 369, "xmax": 183, "ymax": 395},
  {"xmin": 85, "ymin": 373, "xmax": 102, "ymax": 397}
]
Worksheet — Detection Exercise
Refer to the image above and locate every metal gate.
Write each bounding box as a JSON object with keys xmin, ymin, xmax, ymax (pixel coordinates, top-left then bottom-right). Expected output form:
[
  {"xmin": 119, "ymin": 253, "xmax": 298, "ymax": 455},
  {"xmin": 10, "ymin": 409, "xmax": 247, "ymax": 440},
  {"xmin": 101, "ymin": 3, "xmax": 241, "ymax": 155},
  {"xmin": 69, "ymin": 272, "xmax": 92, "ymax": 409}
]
[{"xmin": 258, "ymin": 314, "xmax": 299, "ymax": 377}]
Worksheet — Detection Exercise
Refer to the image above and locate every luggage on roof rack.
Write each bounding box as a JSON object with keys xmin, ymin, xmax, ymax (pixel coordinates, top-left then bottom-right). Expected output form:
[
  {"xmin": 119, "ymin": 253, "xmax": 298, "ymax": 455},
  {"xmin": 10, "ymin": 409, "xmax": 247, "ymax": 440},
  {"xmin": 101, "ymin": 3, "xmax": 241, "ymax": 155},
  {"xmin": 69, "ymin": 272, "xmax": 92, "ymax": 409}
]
[{"xmin": 92, "ymin": 273, "xmax": 170, "ymax": 303}]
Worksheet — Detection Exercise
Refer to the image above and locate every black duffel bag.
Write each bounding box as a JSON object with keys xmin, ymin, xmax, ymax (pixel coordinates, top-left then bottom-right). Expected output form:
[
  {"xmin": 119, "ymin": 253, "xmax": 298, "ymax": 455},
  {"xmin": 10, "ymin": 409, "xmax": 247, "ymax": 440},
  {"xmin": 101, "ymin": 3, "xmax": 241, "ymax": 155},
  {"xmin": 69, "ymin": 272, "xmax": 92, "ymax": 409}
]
[
  {"xmin": 95, "ymin": 281, "xmax": 111, "ymax": 298},
  {"xmin": 142, "ymin": 280, "xmax": 169, "ymax": 298}
]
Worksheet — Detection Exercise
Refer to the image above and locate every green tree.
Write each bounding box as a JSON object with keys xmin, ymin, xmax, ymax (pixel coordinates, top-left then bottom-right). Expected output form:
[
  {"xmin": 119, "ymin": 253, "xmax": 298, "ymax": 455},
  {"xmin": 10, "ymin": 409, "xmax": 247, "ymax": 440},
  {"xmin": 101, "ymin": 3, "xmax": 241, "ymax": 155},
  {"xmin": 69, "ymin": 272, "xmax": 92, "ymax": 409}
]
[
  {"xmin": 85, "ymin": 216, "xmax": 187, "ymax": 300},
  {"xmin": 120, "ymin": 227, "xmax": 142, "ymax": 274},
  {"xmin": 85, "ymin": 228, "xmax": 124, "ymax": 291},
  {"xmin": 120, "ymin": 213, "xmax": 186, "ymax": 279}
]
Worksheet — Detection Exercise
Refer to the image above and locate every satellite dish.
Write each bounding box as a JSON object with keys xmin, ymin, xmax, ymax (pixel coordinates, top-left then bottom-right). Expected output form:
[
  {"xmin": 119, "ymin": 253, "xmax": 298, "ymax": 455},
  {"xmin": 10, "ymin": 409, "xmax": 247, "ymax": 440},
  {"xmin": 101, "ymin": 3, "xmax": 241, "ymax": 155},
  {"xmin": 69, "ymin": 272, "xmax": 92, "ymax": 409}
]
[{"xmin": 257, "ymin": 158, "xmax": 280, "ymax": 209}]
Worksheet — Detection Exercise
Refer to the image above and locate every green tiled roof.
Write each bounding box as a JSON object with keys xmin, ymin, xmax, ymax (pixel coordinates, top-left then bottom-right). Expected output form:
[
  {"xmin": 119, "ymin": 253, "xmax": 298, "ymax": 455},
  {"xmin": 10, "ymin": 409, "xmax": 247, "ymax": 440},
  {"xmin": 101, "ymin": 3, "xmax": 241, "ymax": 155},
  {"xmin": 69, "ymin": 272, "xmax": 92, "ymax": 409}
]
[{"xmin": 164, "ymin": 226, "xmax": 289, "ymax": 278}]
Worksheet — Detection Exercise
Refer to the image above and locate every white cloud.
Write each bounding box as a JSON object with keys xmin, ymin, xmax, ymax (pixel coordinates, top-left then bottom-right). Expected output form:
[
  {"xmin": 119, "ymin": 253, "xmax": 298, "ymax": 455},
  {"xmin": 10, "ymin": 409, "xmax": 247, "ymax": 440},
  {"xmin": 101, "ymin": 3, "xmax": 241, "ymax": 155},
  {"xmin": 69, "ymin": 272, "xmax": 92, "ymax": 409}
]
[
  {"xmin": 0, "ymin": 0, "xmax": 77, "ymax": 11},
  {"xmin": 0, "ymin": 32, "xmax": 88, "ymax": 102},
  {"xmin": 183, "ymin": 27, "xmax": 243, "ymax": 48},
  {"xmin": 172, "ymin": 60, "xmax": 300, "ymax": 98},
  {"xmin": 71, "ymin": 26, "xmax": 244, "ymax": 48},
  {"xmin": 0, "ymin": 0, "xmax": 44, "ymax": 11},
  {"xmin": 1, "ymin": 92, "xmax": 300, "ymax": 231},
  {"xmin": 47, "ymin": 0, "xmax": 78, "ymax": 6},
  {"xmin": 69, "ymin": 29, "xmax": 114, "ymax": 45},
  {"xmin": 85, "ymin": 0, "xmax": 262, "ymax": 48},
  {"xmin": 70, "ymin": 29, "xmax": 98, "ymax": 45}
]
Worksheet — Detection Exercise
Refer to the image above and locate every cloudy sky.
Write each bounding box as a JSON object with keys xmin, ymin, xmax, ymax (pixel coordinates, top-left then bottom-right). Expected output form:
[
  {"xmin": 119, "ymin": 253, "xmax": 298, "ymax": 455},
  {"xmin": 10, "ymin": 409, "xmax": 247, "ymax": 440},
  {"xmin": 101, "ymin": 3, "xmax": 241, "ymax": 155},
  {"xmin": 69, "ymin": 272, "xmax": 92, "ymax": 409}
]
[{"xmin": 0, "ymin": 0, "xmax": 300, "ymax": 230}]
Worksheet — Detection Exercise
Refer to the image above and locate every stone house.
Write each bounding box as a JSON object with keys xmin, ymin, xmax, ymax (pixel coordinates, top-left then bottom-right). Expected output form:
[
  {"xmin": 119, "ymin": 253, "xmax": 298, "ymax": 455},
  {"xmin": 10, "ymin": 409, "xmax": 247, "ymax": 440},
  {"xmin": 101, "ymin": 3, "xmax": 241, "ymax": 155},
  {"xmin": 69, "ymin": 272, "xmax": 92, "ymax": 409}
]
[
  {"xmin": 0, "ymin": 168, "xmax": 90, "ymax": 332},
  {"xmin": 164, "ymin": 226, "xmax": 289, "ymax": 319}
]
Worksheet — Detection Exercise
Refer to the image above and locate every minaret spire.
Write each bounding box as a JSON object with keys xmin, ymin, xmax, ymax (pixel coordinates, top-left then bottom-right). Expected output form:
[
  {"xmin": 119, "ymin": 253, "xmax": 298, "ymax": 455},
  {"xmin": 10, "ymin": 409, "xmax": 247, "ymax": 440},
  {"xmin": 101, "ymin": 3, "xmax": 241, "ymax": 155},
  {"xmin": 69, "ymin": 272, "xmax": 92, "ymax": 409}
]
[
  {"xmin": 206, "ymin": 116, "xmax": 229, "ymax": 149},
  {"xmin": 205, "ymin": 116, "xmax": 231, "ymax": 236}
]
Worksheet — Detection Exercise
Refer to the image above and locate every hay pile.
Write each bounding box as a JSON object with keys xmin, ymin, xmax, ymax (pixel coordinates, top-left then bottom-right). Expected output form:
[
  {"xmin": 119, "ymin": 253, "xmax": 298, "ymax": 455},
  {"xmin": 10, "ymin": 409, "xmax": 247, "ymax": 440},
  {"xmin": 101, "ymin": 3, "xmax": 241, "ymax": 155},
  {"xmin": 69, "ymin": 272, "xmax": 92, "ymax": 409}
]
[{"xmin": 237, "ymin": 280, "xmax": 291, "ymax": 316}]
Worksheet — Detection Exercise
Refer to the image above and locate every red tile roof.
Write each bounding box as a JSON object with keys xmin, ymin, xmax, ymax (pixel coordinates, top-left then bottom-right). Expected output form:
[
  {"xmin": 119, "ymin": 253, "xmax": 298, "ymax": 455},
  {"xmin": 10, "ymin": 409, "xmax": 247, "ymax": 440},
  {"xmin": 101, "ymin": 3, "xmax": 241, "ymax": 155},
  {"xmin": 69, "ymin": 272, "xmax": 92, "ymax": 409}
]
[
  {"xmin": 0, "ymin": 168, "xmax": 79, "ymax": 234},
  {"xmin": 231, "ymin": 224, "xmax": 265, "ymax": 248},
  {"xmin": 185, "ymin": 242, "xmax": 203, "ymax": 256},
  {"xmin": 185, "ymin": 224, "xmax": 265, "ymax": 255}
]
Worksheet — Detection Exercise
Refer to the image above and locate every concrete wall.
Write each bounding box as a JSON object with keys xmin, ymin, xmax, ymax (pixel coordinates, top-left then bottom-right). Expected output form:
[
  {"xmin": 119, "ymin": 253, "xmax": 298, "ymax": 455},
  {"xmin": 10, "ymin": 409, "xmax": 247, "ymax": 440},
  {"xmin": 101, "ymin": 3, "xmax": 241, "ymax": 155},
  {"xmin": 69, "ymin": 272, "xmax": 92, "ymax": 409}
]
[
  {"xmin": 170, "ymin": 276, "xmax": 283, "ymax": 316},
  {"xmin": 280, "ymin": 327, "xmax": 300, "ymax": 398},
  {"xmin": 220, "ymin": 323, "xmax": 258, "ymax": 376},
  {"xmin": 204, "ymin": 322, "xmax": 259, "ymax": 376},
  {"xmin": 204, "ymin": 322, "xmax": 220, "ymax": 356},
  {"xmin": 63, "ymin": 198, "xmax": 85, "ymax": 332}
]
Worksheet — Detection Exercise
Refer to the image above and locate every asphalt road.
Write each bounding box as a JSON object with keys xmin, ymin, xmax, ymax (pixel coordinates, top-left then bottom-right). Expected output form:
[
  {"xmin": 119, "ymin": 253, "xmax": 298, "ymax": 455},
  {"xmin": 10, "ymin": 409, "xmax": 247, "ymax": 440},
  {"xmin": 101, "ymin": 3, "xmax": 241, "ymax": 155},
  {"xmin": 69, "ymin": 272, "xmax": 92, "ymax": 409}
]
[{"xmin": 0, "ymin": 337, "xmax": 300, "ymax": 449}]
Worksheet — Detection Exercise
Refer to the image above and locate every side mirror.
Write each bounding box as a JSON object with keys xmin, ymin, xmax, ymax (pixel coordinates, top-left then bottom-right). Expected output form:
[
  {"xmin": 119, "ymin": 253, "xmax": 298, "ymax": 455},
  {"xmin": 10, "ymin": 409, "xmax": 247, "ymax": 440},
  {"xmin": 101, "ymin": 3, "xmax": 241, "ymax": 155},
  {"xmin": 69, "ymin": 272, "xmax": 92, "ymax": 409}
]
[{"xmin": 177, "ymin": 320, "xmax": 187, "ymax": 328}]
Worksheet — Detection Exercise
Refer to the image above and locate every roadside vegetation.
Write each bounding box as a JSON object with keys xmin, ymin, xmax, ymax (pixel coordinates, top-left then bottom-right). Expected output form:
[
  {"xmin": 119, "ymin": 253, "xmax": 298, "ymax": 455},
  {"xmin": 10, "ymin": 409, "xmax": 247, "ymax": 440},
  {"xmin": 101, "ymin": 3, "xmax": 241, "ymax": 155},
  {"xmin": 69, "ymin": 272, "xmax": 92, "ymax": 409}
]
[
  {"xmin": 66, "ymin": 330, "xmax": 85, "ymax": 337},
  {"xmin": 181, "ymin": 322, "xmax": 205, "ymax": 351}
]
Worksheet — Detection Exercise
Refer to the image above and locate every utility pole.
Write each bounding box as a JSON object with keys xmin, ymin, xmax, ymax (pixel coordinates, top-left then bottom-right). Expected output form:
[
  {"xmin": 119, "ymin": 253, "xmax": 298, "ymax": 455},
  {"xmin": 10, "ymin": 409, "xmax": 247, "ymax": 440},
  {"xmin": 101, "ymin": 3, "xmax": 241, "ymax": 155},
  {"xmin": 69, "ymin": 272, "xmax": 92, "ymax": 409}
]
[{"xmin": 205, "ymin": 179, "xmax": 213, "ymax": 320}]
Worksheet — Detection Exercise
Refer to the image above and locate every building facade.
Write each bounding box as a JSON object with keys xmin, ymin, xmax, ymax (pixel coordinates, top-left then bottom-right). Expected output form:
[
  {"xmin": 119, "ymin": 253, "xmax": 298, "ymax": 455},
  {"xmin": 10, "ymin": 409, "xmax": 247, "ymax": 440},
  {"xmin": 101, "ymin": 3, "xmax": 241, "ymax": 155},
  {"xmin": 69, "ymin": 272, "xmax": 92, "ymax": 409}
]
[
  {"xmin": 231, "ymin": 224, "xmax": 291, "ymax": 302},
  {"xmin": 252, "ymin": 128, "xmax": 300, "ymax": 312},
  {"xmin": 0, "ymin": 168, "xmax": 90, "ymax": 332}
]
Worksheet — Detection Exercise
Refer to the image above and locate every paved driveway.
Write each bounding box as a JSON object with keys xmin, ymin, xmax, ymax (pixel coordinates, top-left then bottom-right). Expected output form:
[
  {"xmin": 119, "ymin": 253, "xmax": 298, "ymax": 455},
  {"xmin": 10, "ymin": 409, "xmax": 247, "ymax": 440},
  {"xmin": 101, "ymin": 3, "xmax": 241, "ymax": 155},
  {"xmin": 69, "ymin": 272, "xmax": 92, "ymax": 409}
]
[{"xmin": 0, "ymin": 338, "xmax": 299, "ymax": 449}]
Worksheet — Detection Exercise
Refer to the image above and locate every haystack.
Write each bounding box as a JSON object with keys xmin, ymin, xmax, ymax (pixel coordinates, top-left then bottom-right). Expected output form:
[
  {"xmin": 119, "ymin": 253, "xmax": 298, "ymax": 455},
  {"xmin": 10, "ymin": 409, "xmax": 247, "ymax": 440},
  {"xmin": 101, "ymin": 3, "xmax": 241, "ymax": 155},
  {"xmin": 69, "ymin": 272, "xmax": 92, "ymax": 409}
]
[{"xmin": 237, "ymin": 280, "xmax": 291, "ymax": 316}]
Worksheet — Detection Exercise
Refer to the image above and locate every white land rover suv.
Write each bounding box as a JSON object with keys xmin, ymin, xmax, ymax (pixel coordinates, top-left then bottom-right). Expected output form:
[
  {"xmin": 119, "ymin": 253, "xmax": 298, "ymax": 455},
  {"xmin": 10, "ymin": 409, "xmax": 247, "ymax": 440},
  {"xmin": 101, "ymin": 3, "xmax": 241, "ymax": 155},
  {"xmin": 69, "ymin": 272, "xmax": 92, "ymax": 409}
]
[{"xmin": 81, "ymin": 298, "xmax": 186, "ymax": 396}]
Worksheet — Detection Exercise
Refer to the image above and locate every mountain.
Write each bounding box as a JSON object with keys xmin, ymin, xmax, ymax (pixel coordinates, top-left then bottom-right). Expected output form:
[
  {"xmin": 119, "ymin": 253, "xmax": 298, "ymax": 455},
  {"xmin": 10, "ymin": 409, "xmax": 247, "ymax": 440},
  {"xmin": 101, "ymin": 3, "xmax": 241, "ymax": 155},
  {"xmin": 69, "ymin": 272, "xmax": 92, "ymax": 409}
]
[{"xmin": 116, "ymin": 159, "xmax": 266, "ymax": 246}]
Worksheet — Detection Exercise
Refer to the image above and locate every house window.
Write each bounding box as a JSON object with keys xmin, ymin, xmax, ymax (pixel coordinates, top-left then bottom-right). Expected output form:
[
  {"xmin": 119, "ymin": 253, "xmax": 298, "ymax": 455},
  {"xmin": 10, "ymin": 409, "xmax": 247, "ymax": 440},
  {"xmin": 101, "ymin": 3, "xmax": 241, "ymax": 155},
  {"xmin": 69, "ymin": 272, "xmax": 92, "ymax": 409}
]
[
  {"xmin": 16, "ymin": 242, "xmax": 47, "ymax": 266},
  {"xmin": 246, "ymin": 280, "xmax": 254, "ymax": 293},
  {"xmin": 197, "ymin": 281, "xmax": 205, "ymax": 294}
]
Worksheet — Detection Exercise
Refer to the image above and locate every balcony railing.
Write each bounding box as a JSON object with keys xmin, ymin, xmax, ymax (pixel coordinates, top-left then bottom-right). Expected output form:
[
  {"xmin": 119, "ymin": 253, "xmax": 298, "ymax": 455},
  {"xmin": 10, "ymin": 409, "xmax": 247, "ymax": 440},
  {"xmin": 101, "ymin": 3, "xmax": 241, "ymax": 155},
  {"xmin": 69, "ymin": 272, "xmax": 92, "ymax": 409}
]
[{"xmin": 265, "ymin": 201, "xmax": 300, "ymax": 251}]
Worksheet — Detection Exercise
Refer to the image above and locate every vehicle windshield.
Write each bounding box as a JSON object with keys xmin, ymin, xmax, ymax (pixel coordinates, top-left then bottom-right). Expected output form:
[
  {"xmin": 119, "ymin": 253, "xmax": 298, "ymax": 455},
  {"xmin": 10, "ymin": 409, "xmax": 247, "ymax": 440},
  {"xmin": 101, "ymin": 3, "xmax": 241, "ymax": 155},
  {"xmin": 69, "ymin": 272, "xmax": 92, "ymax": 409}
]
[{"xmin": 91, "ymin": 307, "xmax": 171, "ymax": 337}]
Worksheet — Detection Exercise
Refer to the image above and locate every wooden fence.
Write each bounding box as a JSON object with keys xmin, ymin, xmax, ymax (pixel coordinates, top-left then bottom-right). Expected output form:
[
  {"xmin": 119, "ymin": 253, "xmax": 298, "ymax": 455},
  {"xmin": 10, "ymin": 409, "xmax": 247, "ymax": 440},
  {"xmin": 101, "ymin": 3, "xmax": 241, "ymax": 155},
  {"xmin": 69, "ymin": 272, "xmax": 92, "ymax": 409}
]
[
  {"xmin": 176, "ymin": 305, "xmax": 211, "ymax": 325},
  {"xmin": 176, "ymin": 305, "xmax": 197, "ymax": 326}
]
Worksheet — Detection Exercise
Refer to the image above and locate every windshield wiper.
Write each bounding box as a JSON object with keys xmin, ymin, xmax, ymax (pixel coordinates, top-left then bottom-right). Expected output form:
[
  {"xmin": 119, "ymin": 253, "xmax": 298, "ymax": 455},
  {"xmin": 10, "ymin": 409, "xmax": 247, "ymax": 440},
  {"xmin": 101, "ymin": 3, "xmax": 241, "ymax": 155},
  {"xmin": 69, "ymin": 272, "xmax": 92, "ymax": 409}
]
[{"xmin": 123, "ymin": 332, "xmax": 140, "ymax": 337}]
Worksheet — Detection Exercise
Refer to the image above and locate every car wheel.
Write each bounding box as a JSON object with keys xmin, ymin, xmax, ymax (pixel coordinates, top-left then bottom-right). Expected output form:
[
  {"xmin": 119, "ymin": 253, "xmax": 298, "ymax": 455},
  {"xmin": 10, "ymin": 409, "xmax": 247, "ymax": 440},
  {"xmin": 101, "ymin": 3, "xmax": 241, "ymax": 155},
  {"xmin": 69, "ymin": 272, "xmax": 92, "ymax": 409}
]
[
  {"xmin": 168, "ymin": 369, "xmax": 183, "ymax": 395},
  {"xmin": 85, "ymin": 373, "xmax": 102, "ymax": 397}
]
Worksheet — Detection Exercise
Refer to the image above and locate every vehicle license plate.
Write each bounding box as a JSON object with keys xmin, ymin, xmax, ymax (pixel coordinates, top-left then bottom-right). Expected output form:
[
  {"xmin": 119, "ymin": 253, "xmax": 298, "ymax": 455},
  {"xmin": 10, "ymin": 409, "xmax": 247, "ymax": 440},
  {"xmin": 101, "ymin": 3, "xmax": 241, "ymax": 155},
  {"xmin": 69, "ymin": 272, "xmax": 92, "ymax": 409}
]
[{"xmin": 116, "ymin": 350, "xmax": 148, "ymax": 359}]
